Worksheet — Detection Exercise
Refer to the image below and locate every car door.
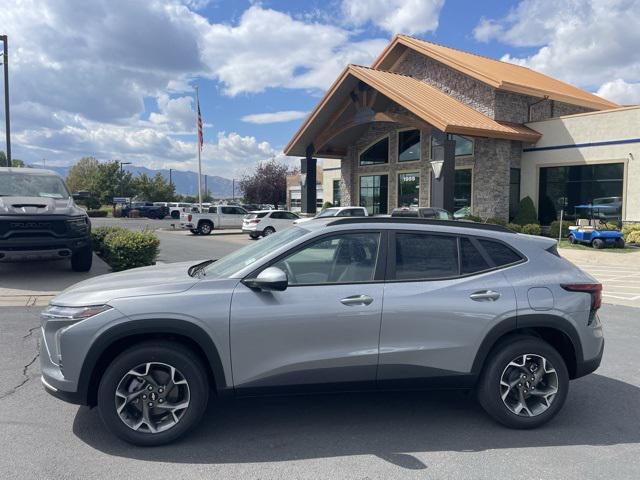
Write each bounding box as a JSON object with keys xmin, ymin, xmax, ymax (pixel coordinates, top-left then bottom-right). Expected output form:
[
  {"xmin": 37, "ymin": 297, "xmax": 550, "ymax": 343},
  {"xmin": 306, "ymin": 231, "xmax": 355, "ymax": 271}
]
[
  {"xmin": 378, "ymin": 231, "xmax": 518, "ymax": 385},
  {"xmin": 230, "ymin": 230, "xmax": 386, "ymax": 391}
]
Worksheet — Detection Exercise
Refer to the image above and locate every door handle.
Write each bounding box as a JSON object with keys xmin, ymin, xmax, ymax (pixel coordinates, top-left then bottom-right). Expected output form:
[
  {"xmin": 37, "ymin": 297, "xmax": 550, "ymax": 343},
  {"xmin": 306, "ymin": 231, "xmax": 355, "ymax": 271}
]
[
  {"xmin": 340, "ymin": 295, "xmax": 374, "ymax": 306},
  {"xmin": 470, "ymin": 290, "xmax": 501, "ymax": 301}
]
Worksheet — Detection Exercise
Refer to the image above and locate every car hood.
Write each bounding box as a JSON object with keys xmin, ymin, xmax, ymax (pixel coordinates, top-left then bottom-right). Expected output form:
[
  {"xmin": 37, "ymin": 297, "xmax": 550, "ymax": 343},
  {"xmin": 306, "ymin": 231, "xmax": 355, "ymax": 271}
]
[
  {"xmin": 0, "ymin": 196, "xmax": 85, "ymax": 216},
  {"xmin": 52, "ymin": 260, "xmax": 204, "ymax": 306}
]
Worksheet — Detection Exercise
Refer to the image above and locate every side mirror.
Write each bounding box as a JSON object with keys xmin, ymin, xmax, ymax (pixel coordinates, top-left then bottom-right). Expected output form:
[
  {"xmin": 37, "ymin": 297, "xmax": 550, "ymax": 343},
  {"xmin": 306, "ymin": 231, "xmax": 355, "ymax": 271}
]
[
  {"xmin": 73, "ymin": 191, "xmax": 90, "ymax": 200},
  {"xmin": 244, "ymin": 266, "xmax": 288, "ymax": 291}
]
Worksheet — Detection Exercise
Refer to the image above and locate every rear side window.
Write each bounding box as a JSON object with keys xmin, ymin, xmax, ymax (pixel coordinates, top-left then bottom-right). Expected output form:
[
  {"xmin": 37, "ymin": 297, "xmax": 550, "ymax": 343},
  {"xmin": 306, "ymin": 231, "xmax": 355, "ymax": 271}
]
[
  {"xmin": 350, "ymin": 209, "xmax": 365, "ymax": 217},
  {"xmin": 395, "ymin": 233, "xmax": 458, "ymax": 280},
  {"xmin": 477, "ymin": 239, "xmax": 523, "ymax": 266},
  {"xmin": 460, "ymin": 238, "xmax": 490, "ymax": 274}
]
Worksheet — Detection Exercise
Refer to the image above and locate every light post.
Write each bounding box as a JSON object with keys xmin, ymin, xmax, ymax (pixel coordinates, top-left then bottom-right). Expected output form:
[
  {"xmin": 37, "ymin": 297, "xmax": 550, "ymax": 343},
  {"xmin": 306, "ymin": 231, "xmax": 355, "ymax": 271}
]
[
  {"xmin": 0, "ymin": 35, "xmax": 10, "ymax": 167},
  {"xmin": 119, "ymin": 161, "xmax": 132, "ymax": 197}
]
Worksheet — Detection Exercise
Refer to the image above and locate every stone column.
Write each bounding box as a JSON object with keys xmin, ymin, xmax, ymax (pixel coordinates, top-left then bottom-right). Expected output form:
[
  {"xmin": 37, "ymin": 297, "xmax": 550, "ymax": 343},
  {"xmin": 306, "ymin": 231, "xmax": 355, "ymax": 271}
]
[{"xmin": 472, "ymin": 138, "xmax": 511, "ymax": 221}]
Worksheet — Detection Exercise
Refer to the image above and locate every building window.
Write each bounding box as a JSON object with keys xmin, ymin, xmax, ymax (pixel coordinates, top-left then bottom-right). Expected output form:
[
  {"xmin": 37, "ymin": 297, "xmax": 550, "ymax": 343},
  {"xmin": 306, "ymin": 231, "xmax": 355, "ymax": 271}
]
[
  {"xmin": 509, "ymin": 168, "xmax": 521, "ymax": 221},
  {"xmin": 538, "ymin": 163, "xmax": 624, "ymax": 224},
  {"xmin": 398, "ymin": 172, "xmax": 420, "ymax": 207},
  {"xmin": 398, "ymin": 130, "xmax": 420, "ymax": 162},
  {"xmin": 332, "ymin": 179, "xmax": 341, "ymax": 207},
  {"xmin": 454, "ymin": 169, "xmax": 472, "ymax": 211},
  {"xmin": 431, "ymin": 133, "xmax": 474, "ymax": 158},
  {"xmin": 359, "ymin": 175, "xmax": 388, "ymax": 215},
  {"xmin": 290, "ymin": 198, "xmax": 301, "ymax": 208},
  {"xmin": 360, "ymin": 137, "xmax": 389, "ymax": 165}
]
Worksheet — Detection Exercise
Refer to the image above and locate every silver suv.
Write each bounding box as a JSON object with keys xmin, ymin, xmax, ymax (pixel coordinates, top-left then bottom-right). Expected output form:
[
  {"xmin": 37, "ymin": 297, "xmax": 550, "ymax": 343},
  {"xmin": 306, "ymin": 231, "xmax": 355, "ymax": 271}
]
[{"xmin": 40, "ymin": 218, "xmax": 604, "ymax": 445}]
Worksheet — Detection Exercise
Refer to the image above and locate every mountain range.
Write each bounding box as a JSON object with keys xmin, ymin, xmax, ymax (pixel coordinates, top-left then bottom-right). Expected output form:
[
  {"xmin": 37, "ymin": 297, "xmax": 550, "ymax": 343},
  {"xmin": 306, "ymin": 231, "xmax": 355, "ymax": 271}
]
[{"xmin": 45, "ymin": 165, "xmax": 237, "ymax": 198}]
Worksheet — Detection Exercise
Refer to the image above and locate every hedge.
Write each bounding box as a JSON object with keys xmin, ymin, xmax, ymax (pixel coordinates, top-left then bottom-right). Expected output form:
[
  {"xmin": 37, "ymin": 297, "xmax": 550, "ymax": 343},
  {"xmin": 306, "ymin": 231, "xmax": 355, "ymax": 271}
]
[
  {"xmin": 91, "ymin": 226, "xmax": 159, "ymax": 271},
  {"xmin": 548, "ymin": 220, "xmax": 572, "ymax": 239},
  {"xmin": 506, "ymin": 223, "xmax": 522, "ymax": 233},
  {"xmin": 87, "ymin": 209, "xmax": 108, "ymax": 218},
  {"xmin": 522, "ymin": 223, "xmax": 542, "ymax": 236},
  {"xmin": 622, "ymin": 224, "xmax": 640, "ymax": 241}
]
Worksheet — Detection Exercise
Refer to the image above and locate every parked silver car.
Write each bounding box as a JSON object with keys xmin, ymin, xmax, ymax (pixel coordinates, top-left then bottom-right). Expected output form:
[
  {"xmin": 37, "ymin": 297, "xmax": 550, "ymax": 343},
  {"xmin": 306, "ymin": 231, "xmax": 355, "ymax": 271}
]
[{"xmin": 40, "ymin": 218, "xmax": 604, "ymax": 445}]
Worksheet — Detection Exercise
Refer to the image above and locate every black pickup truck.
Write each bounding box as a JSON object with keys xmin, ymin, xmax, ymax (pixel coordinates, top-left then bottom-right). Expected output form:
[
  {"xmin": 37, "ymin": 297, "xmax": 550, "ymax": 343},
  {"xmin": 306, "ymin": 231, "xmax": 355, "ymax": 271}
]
[
  {"xmin": 0, "ymin": 167, "xmax": 92, "ymax": 271},
  {"xmin": 121, "ymin": 202, "xmax": 168, "ymax": 219}
]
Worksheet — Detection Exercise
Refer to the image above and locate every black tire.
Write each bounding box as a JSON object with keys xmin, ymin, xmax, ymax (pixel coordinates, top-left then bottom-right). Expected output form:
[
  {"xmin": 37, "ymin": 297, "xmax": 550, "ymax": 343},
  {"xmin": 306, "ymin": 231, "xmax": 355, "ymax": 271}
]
[
  {"xmin": 249, "ymin": 233, "xmax": 260, "ymax": 239},
  {"xmin": 198, "ymin": 221, "xmax": 213, "ymax": 235},
  {"xmin": 592, "ymin": 238, "xmax": 605, "ymax": 249},
  {"xmin": 190, "ymin": 229, "xmax": 200, "ymax": 235},
  {"xmin": 262, "ymin": 226, "xmax": 275, "ymax": 237},
  {"xmin": 156, "ymin": 214, "xmax": 165, "ymax": 220},
  {"xmin": 171, "ymin": 211, "xmax": 180, "ymax": 220},
  {"xmin": 70, "ymin": 245, "xmax": 92, "ymax": 272},
  {"xmin": 615, "ymin": 238, "xmax": 625, "ymax": 249},
  {"xmin": 477, "ymin": 336, "xmax": 569, "ymax": 429},
  {"xmin": 97, "ymin": 341, "xmax": 209, "ymax": 446},
  {"xmin": 568, "ymin": 234, "xmax": 576, "ymax": 245}
]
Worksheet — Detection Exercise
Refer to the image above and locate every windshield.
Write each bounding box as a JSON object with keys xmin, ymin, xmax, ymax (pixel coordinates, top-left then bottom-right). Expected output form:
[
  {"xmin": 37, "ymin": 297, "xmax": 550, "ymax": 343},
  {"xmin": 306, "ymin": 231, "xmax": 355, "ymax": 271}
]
[
  {"xmin": 0, "ymin": 173, "xmax": 70, "ymax": 199},
  {"xmin": 316, "ymin": 208, "xmax": 340, "ymax": 218},
  {"xmin": 203, "ymin": 226, "xmax": 309, "ymax": 278}
]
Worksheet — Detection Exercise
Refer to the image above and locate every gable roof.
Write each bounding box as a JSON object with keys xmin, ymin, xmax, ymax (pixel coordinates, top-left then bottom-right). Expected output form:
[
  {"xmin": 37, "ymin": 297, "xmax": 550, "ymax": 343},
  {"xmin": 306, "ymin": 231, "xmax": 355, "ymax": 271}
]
[
  {"xmin": 284, "ymin": 65, "xmax": 541, "ymax": 157},
  {"xmin": 373, "ymin": 34, "xmax": 618, "ymax": 111}
]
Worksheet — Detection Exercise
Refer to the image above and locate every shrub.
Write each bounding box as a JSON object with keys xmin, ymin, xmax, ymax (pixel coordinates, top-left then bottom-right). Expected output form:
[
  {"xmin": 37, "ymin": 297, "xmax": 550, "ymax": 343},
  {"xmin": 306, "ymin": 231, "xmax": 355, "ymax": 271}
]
[
  {"xmin": 522, "ymin": 223, "xmax": 542, "ymax": 236},
  {"xmin": 101, "ymin": 229, "xmax": 160, "ymax": 271},
  {"xmin": 622, "ymin": 223, "xmax": 640, "ymax": 241},
  {"xmin": 512, "ymin": 197, "xmax": 538, "ymax": 226},
  {"xmin": 91, "ymin": 226, "xmax": 127, "ymax": 255},
  {"xmin": 506, "ymin": 223, "xmax": 522, "ymax": 233},
  {"xmin": 485, "ymin": 217, "xmax": 507, "ymax": 226},
  {"xmin": 128, "ymin": 209, "xmax": 140, "ymax": 218},
  {"xmin": 113, "ymin": 208, "xmax": 123, "ymax": 218},
  {"xmin": 627, "ymin": 230, "xmax": 640, "ymax": 244},
  {"xmin": 538, "ymin": 195, "xmax": 557, "ymax": 225},
  {"xmin": 549, "ymin": 220, "xmax": 572, "ymax": 239},
  {"xmin": 322, "ymin": 201, "xmax": 333, "ymax": 209},
  {"xmin": 86, "ymin": 209, "xmax": 108, "ymax": 218},
  {"xmin": 463, "ymin": 215, "xmax": 483, "ymax": 223}
]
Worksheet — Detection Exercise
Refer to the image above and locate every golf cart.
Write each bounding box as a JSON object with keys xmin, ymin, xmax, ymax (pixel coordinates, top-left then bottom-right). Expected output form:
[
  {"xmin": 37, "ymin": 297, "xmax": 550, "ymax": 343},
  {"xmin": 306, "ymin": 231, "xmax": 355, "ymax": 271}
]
[{"xmin": 567, "ymin": 217, "xmax": 625, "ymax": 249}]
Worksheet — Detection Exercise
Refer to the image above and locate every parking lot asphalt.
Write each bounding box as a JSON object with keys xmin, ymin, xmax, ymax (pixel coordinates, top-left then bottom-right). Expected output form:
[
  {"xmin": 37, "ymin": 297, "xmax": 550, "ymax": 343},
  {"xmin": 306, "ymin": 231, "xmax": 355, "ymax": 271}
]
[{"xmin": 0, "ymin": 303, "xmax": 638, "ymax": 480}]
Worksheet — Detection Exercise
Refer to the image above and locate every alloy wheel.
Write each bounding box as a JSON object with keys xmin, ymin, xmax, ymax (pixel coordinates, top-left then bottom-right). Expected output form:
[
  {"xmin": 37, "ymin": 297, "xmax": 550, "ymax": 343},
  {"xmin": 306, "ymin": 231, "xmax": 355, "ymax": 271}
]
[
  {"xmin": 115, "ymin": 362, "xmax": 190, "ymax": 434},
  {"xmin": 500, "ymin": 354, "xmax": 558, "ymax": 417}
]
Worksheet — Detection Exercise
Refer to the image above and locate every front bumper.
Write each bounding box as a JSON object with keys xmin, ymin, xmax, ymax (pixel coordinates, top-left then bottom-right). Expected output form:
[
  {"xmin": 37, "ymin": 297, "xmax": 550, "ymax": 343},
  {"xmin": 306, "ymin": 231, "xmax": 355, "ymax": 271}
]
[
  {"xmin": 180, "ymin": 222, "xmax": 195, "ymax": 229},
  {"xmin": 40, "ymin": 335, "xmax": 86, "ymax": 404},
  {"xmin": 0, "ymin": 236, "xmax": 90, "ymax": 262}
]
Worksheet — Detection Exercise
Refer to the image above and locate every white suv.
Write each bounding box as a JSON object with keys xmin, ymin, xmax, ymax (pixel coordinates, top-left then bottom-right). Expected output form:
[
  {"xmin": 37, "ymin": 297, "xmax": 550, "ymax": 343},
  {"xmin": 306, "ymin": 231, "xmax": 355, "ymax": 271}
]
[{"xmin": 242, "ymin": 210, "xmax": 300, "ymax": 238}]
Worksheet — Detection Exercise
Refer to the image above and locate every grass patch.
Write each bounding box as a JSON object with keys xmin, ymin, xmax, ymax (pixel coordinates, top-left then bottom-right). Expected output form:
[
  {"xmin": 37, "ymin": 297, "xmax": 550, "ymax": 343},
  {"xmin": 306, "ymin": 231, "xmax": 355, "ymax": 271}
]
[{"xmin": 557, "ymin": 239, "xmax": 638, "ymax": 253}]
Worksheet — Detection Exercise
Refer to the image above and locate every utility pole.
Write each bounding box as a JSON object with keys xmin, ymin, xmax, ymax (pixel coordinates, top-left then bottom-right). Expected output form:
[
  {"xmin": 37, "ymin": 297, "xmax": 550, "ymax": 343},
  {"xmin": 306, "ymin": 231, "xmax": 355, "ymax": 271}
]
[
  {"xmin": 204, "ymin": 174, "xmax": 208, "ymax": 200},
  {"xmin": 1, "ymin": 35, "xmax": 11, "ymax": 167},
  {"xmin": 169, "ymin": 168, "xmax": 173, "ymax": 188},
  {"xmin": 232, "ymin": 178, "xmax": 235, "ymax": 201}
]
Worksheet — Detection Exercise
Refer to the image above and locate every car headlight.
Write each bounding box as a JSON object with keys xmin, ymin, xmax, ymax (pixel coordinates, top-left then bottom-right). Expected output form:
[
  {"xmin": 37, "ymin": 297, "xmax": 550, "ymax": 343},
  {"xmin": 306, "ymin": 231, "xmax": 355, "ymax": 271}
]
[
  {"xmin": 42, "ymin": 304, "xmax": 112, "ymax": 320},
  {"xmin": 41, "ymin": 305, "xmax": 112, "ymax": 367}
]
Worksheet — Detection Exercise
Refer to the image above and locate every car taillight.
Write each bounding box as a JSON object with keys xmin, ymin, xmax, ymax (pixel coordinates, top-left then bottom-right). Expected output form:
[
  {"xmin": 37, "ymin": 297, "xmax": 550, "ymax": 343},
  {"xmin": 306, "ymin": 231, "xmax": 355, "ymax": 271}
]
[
  {"xmin": 188, "ymin": 214, "xmax": 192, "ymax": 222},
  {"xmin": 249, "ymin": 219, "xmax": 260, "ymax": 224},
  {"xmin": 561, "ymin": 283, "xmax": 602, "ymax": 311}
]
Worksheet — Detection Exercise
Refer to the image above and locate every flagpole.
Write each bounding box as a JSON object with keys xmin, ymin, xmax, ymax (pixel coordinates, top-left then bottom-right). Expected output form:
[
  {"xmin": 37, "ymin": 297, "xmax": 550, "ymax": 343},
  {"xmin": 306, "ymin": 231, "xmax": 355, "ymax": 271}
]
[{"xmin": 195, "ymin": 85, "xmax": 203, "ymax": 212}]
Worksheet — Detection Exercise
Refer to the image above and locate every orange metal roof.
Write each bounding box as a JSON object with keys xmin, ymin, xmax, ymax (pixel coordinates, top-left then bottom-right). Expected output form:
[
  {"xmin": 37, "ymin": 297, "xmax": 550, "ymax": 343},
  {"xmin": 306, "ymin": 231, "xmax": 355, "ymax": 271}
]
[
  {"xmin": 373, "ymin": 35, "xmax": 619, "ymax": 111},
  {"xmin": 284, "ymin": 65, "xmax": 541, "ymax": 156}
]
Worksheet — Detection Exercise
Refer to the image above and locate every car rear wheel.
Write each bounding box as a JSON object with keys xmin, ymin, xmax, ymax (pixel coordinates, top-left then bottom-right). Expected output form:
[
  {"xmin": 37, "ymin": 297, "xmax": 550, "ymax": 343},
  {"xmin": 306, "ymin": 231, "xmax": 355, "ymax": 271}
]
[
  {"xmin": 190, "ymin": 229, "xmax": 200, "ymax": 235},
  {"xmin": 198, "ymin": 222, "xmax": 213, "ymax": 235},
  {"xmin": 592, "ymin": 238, "xmax": 605, "ymax": 249},
  {"xmin": 97, "ymin": 341, "xmax": 209, "ymax": 446},
  {"xmin": 70, "ymin": 245, "xmax": 92, "ymax": 272},
  {"xmin": 249, "ymin": 233, "xmax": 260, "ymax": 239},
  {"xmin": 477, "ymin": 336, "xmax": 568, "ymax": 429},
  {"xmin": 615, "ymin": 238, "xmax": 625, "ymax": 248},
  {"xmin": 262, "ymin": 226, "xmax": 275, "ymax": 236}
]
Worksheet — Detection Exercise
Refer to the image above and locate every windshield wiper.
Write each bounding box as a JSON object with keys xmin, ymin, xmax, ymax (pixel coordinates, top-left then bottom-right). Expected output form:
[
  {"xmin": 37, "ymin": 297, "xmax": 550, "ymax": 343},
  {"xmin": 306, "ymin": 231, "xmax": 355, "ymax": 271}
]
[{"xmin": 188, "ymin": 259, "xmax": 216, "ymax": 277}]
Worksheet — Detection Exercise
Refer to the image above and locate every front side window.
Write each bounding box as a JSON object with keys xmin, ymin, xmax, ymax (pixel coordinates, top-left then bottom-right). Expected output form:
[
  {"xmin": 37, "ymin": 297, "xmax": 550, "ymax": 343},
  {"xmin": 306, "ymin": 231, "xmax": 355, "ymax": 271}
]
[
  {"xmin": 394, "ymin": 233, "xmax": 458, "ymax": 280},
  {"xmin": 360, "ymin": 137, "xmax": 389, "ymax": 165},
  {"xmin": 359, "ymin": 175, "xmax": 388, "ymax": 215},
  {"xmin": 398, "ymin": 130, "xmax": 420, "ymax": 162},
  {"xmin": 398, "ymin": 172, "xmax": 419, "ymax": 207},
  {"xmin": 272, "ymin": 232, "xmax": 380, "ymax": 285}
]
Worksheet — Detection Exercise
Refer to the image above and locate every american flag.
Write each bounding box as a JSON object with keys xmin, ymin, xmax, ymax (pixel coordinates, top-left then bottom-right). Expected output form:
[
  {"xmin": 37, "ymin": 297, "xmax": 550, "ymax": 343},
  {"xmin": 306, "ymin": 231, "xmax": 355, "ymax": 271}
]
[{"xmin": 197, "ymin": 98, "xmax": 204, "ymax": 150}]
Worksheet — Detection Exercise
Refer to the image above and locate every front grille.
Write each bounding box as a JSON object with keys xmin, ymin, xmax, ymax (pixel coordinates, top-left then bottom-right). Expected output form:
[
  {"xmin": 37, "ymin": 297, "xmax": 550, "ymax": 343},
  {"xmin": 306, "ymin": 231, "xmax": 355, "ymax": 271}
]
[{"xmin": 0, "ymin": 218, "xmax": 69, "ymax": 239}]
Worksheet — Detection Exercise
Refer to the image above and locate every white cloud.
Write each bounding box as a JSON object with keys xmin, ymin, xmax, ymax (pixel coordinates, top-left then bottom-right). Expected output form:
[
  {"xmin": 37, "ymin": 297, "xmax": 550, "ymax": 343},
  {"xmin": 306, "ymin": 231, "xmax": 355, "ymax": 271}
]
[
  {"xmin": 473, "ymin": 0, "xmax": 640, "ymax": 100},
  {"xmin": 149, "ymin": 94, "xmax": 196, "ymax": 132},
  {"xmin": 242, "ymin": 110, "xmax": 308, "ymax": 124},
  {"xmin": 596, "ymin": 79, "xmax": 640, "ymax": 105},
  {"xmin": 341, "ymin": 0, "xmax": 445, "ymax": 35}
]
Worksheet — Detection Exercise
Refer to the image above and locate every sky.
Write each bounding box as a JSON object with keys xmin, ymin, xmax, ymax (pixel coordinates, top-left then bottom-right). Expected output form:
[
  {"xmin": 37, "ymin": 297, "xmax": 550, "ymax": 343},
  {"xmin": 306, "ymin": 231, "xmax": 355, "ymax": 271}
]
[{"xmin": 1, "ymin": 0, "xmax": 639, "ymax": 179}]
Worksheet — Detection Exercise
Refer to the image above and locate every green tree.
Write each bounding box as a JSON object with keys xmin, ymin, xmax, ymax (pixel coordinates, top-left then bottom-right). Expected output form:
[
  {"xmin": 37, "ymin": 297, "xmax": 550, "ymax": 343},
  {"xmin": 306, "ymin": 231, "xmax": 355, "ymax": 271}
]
[
  {"xmin": 94, "ymin": 160, "xmax": 136, "ymax": 205},
  {"xmin": 134, "ymin": 172, "xmax": 176, "ymax": 202},
  {"xmin": 513, "ymin": 196, "xmax": 539, "ymax": 226},
  {"xmin": 0, "ymin": 151, "xmax": 25, "ymax": 167},
  {"xmin": 66, "ymin": 157, "xmax": 100, "ymax": 193}
]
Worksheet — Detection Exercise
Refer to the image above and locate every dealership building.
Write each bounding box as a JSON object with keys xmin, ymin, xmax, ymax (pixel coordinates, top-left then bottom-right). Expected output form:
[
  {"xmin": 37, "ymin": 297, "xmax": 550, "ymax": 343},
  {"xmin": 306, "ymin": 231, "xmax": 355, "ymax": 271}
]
[{"xmin": 284, "ymin": 34, "xmax": 639, "ymax": 223}]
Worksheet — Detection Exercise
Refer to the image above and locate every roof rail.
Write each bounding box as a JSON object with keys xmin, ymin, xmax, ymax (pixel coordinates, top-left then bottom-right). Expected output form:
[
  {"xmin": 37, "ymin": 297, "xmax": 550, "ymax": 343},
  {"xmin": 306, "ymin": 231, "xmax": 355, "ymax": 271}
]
[{"xmin": 326, "ymin": 217, "xmax": 515, "ymax": 233}]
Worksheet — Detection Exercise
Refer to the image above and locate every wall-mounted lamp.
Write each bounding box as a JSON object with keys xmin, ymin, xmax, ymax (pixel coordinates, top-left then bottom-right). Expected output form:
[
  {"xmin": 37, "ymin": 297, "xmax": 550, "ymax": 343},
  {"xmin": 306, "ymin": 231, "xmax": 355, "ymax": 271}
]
[
  {"xmin": 430, "ymin": 160, "xmax": 444, "ymax": 180},
  {"xmin": 629, "ymin": 152, "xmax": 634, "ymax": 161}
]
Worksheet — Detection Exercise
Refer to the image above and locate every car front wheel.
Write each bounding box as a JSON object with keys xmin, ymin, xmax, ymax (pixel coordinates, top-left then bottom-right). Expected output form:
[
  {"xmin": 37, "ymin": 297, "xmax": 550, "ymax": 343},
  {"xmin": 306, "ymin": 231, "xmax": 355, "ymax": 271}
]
[
  {"xmin": 568, "ymin": 234, "xmax": 576, "ymax": 244},
  {"xmin": 477, "ymin": 336, "xmax": 569, "ymax": 429},
  {"xmin": 97, "ymin": 341, "xmax": 209, "ymax": 446},
  {"xmin": 592, "ymin": 238, "xmax": 605, "ymax": 249},
  {"xmin": 262, "ymin": 226, "xmax": 275, "ymax": 236}
]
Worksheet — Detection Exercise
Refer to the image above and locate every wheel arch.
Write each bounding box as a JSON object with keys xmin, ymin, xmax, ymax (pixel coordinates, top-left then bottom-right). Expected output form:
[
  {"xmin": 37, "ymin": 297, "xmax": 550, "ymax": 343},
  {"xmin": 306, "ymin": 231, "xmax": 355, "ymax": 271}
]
[
  {"xmin": 472, "ymin": 314, "xmax": 583, "ymax": 379},
  {"xmin": 79, "ymin": 319, "xmax": 228, "ymax": 406}
]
